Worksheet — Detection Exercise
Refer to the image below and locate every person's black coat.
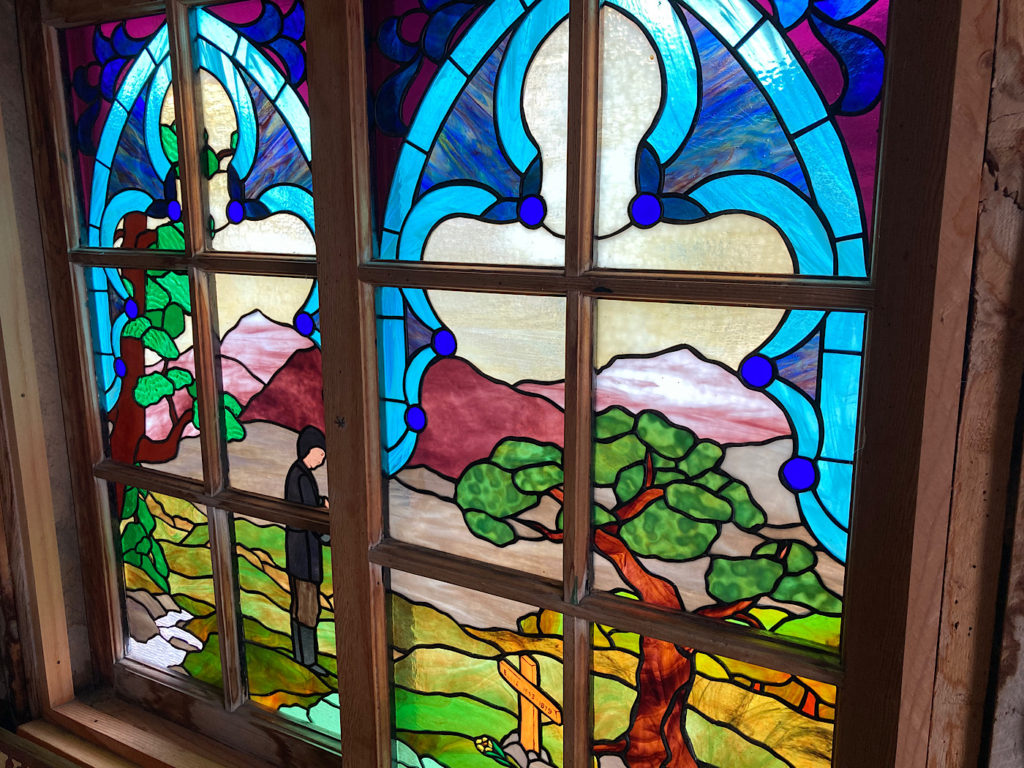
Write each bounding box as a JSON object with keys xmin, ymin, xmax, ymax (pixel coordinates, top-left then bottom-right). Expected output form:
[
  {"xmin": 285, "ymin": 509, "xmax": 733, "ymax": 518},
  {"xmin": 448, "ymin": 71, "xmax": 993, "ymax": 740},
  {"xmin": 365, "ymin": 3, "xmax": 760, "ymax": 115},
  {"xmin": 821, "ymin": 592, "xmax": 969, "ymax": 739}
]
[{"xmin": 284, "ymin": 459, "xmax": 324, "ymax": 583}]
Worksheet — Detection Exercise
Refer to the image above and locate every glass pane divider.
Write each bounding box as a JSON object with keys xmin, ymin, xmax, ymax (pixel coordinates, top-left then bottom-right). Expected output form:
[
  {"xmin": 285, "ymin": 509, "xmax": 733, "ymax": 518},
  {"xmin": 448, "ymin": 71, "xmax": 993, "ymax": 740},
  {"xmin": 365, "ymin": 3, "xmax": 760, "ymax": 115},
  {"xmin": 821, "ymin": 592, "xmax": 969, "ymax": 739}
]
[
  {"xmin": 563, "ymin": 1, "xmax": 599, "ymax": 757},
  {"xmin": 358, "ymin": 262, "xmax": 877, "ymax": 309},
  {"xmin": 166, "ymin": 0, "xmax": 207, "ymax": 258},
  {"xmin": 67, "ymin": 248, "xmax": 320, "ymax": 277},
  {"xmin": 92, "ymin": 459, "xmax": 332, "ymax": 533},
  {"xmin": 206, "ymin": 505, "xmax": 247, "ymax": 710},
  {"xmin": 370, "ymin": 538, "xmax": 842, "ymax": 686}
]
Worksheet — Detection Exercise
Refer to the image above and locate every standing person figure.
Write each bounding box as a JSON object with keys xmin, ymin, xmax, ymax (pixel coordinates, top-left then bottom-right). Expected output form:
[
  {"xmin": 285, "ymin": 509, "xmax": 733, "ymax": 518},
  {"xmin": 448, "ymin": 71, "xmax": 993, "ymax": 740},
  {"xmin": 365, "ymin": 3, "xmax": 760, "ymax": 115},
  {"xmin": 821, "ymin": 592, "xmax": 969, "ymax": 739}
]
[{"xmin": 284, "ymin": 426, "xmax": 330, "ymax": 675}]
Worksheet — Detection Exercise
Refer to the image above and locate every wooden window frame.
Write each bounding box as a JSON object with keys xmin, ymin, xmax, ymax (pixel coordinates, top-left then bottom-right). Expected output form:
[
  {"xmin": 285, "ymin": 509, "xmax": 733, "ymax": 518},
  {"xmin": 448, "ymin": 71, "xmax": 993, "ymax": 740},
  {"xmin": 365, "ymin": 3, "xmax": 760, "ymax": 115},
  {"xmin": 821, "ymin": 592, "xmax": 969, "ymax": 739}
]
[{"xmin": 8, "ymin": 0, "xmax": 999, "ymax": 766}]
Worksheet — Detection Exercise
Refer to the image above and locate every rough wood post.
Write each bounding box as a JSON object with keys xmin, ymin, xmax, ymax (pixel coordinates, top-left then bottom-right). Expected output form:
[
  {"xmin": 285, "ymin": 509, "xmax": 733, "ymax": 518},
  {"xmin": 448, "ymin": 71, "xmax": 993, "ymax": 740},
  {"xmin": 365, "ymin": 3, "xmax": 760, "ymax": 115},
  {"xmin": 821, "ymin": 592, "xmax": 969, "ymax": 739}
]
[{"xmin": 519, "ymin": 656, "xmax": 540, "ymax": 753}]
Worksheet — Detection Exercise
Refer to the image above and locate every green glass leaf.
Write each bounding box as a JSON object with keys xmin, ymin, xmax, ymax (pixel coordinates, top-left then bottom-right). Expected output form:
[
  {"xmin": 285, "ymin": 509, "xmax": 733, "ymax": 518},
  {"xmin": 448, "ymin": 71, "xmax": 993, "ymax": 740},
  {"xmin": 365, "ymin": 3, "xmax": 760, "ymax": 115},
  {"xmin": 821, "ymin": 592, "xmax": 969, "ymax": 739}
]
[
  {"xmin": 593, "ymin": 434, "xmax": 646, "ymax": 486},
  {"xmin": 664, "ymin": 482, "xmax": 733, "ymax": 522},
  {"xmin": 203, "ymin": 147, "xmax": 219, "ymax": 178},
  {"xmin": 636, "ymin": 410, "xmax": 695, "ymax": 458},
  {"xmin": 592, "ymin": 505, "xmax": 615, "ymax": 526},
  {"xmin": 693, "ymin": 471, "xmax": 730, "ymax": 492},
  {"xmin": 123, "ymin": 550, "xmax": 142, "ymax": 568},
  {"xmin": 785, "ymin": 542, "xmax": 817, "ymax": 574},
  {"xmin": 166, "ymin": 368, "xmax": 194, "ymax": 389},
  {"xmin": 145, "ymin": 278, "xmax": 171, "ymax": 310},
  {"xmin": 223, "ymin": 392, "xmax": 243, "ymax": 417},
  {"xmin": 614, "ymin": 462, "xmax": 644, "ymax": 504},
  {"xmin": 229, "ymin": 130, "xmax": 238, "ymax": 149},
  {"xmin": 121, "ymin": 521, "xmax": 145, "ymax": 553},
  {"xmin": 706, "ymin": 557, "xmax": 785, "ymax": 603},
  {"xmin": 122, "ymin": 317, "xmax": 152, "ymax": 339},
  {"xmin": 456, "ymin": 462, "xmax": 538, "ymax": 519},
  {"xmin": 160, "ymin": 124, "xmax": 178, "ymax": 163},
  {"xmin": 679, "ymin": 440, "xmax": 724, "ymax": 476},
  {"xmin": 121, "ymin": 487, "xmax": 140, "ymax": 520},
  {"xmin": 134, "ymin": 373, "xmax": 174, "ymax": 407},
  {"xmin": 620, "ymin": 499, "xmax": 718, "ymax": 560},
  {"xmin": 463, "ymin": 510, "xmax": 515, "ymax": 546},
  {"xmin": 140, "ymin": 554, "xmax": 170, "ymax": 592},
  {"xmin": 594, "ymin": 406, "xmax": 635, "ymax": 441},
  {"xmin": 142, "ymin": 328, "xmax": 180, "ymax": 359},
  {"xmin": 154, "ymin": 272, "xmax": 191, "ymax": 309},
  {"xmin": 512, "ymin": 463, "xmax": 563, "ymax": 493},
  {"xmin": 136, "ymin": 535, "xmax": 151, "ymax": 555},
  {"xmin": 154, "ymin": 222, "xmax": 185, "ymax": 250},
  {"xmin": 163, "ymin": 302, "xmax": 186, "ymax": 337},
  {"xmin": 136, "ymin": 500, "xmax": 155, "ymax": 534},
  {"xmin": 720, "ymin": 481, "xmax": 767, "ymax": 530},
  {"xmin": 771, "ymin": 571, "xmax": 842, "ymax": 614},
  {"xmin": 224, "ymin": 409, "xmax": 245, "ymax": 442},
  {"xmin": 653, "ymin": 468, "xmax": 686, "ymax": 486},
  {"xmin": 491, "ymin": 439, "xmax": 562, "ymax": 470},
  {"xmin": 151, "ymin": 541, "xmax": 170, "ymax": 578}
]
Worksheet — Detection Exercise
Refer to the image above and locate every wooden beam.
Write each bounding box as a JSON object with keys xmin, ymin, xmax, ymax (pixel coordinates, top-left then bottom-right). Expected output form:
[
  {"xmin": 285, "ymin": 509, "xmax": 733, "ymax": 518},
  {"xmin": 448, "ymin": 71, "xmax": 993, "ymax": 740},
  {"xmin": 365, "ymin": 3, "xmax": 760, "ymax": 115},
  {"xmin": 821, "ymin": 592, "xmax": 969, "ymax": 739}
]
[
  {"xmin": 306, "ymin": 1, "xmax": 391, "ymax": 766},
  {"xmin": 370, "ymin": 539, "xmax": 842, "ymax": 684},
  {"xmin": 895, "ymin": 0, "xmax": 1000, "ymax": 764},
  {"xmin": 927, "ymin": 0, "xmax": 1024, "ymax": 763},
  {"xmin": 357, "ymin": 261, "xmax": 875, "ymax": 309}
]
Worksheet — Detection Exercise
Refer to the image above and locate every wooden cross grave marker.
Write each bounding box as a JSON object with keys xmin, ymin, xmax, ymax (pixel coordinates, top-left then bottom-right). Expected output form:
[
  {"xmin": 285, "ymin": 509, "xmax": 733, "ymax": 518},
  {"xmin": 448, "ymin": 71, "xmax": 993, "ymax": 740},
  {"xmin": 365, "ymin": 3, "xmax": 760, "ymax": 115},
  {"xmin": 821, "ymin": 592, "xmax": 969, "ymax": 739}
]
[{"xmin": 498, "ymin": 656, "xmax": 563, "ymax": 753}]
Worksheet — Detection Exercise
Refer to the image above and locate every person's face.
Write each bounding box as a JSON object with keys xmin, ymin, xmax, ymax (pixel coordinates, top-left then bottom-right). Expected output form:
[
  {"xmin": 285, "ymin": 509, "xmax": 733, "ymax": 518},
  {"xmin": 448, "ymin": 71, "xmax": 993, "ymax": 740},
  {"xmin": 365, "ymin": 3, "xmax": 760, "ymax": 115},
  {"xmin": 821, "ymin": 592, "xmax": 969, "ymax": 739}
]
[{"xmin": 304, "ymin": 446, "xmax": 326, "ymax": 469}]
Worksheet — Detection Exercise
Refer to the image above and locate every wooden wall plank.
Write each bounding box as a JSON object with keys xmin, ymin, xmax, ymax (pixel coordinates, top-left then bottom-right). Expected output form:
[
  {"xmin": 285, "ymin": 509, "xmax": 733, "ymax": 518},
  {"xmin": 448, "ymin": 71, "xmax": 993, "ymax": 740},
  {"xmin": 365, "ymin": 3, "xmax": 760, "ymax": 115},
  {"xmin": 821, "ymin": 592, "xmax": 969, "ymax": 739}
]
[
  {"xmin": 0, "ymin": 22, "xmax": 76, "ymax": 707},
  {"xmin": 928, "ymin": 0, "xmax": 1024, "ymax": 764},
  {"xmin": 895, "ymin": 0, "xmax": 999, "ymax": 764}
]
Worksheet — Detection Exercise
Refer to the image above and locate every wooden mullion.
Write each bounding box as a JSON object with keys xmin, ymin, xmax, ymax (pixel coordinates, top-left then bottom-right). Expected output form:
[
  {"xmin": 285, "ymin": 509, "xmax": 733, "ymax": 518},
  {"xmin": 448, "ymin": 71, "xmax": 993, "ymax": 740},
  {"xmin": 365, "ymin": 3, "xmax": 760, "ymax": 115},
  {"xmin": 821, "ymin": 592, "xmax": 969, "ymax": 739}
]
[
  {"xmin": 306, "ymin": 0, "xmax": 390, "ymax": 765},
  {"xmin": 166, "ymin": 0, "xmax": 205, "ymax": 257},
  {"xmin": 833, "ymin": 0, "xmax": 969, "ymax": 762},
  {"xmin": 193, "ymin": 254, "xmax": 319, "ymax": 277},
  {"xmin": 41, "ymin": 0, "xmax": 166, "ymax": 28},
  {"xmin": 358, "ymin": 261, "xmax": 876, "ymax": 309},
  {"xmin": 92, "ymin": 460, "xmax": 331, "ymax": 533},
  {"xmin": 371, "ymin": 539, "xmax": 842, "ymax": 684},
  {"xmin": 206, "ymin": 506, "xmax": 245, "ymax": 710},
  {"xmin": 562, "ymin": 0, "xmax": 599, "ymax": 760},
  {"xmin": 70, "ymin": 249, "xmax": 192, "ymax": 270}
]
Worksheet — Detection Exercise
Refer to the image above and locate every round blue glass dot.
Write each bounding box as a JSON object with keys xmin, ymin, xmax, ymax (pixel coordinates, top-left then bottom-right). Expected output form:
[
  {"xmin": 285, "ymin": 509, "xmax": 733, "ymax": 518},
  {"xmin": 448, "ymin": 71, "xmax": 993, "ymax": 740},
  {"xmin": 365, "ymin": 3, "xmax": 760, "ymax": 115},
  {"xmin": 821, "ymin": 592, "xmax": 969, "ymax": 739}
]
[
  {"xmin": 227, "ymin": 200, "xmax": 245, "ymax": 224},
  {"xmin": 782, "ymin": 457, "xmax": 817, "ymax": 491},
  {"xmin": 405, "ymin": 405, "xmax": 427, "ymax": 432},
  {"xmin": 114, "ymin": 358, "xmax": 127, "ymax": 378},
  {"xmin": 741, "ymin": 355, "xmax": 774, "ymax": 388},
  {"xmin": 124, "ymin": 299, "xmax": 139, "ymax": 320},
  {"xmin": 519, "ymin": 195, "xmax": 546, "ymax": 227},
  {"xmin": 167, "ymin": 200, "xmax": 181, "ymax": 222},
  {"xmin": 630, "ymin": 194, "xmax": 662, "ymax": 227},
  {"xmin": 432, "ymin": 329, "xmax": 456, "ymax": 356},
  {"xmin": 295, "ymin": 312, "xmax": 315, "ymax": 337}
]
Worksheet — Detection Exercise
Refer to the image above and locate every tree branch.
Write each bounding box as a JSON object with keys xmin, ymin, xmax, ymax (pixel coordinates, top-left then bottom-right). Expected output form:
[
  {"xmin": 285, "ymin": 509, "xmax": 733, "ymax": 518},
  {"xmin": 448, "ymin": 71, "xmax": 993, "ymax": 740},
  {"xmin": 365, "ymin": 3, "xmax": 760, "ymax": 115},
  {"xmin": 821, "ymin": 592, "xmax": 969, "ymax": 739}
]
[
  {"xmin": 611, "ymin": 487, "xmax": 664, "ymax": 523},
  {"xmin": 594, "ymin": 528, "xmax": 681, "ymax": 610},
  {"xmin": 518, "ymin": 519, "xmax": 564, "ymax": 542},
  {"xmin": 135, "ymin": 407, "xmax": 194, "ymax": 465}
]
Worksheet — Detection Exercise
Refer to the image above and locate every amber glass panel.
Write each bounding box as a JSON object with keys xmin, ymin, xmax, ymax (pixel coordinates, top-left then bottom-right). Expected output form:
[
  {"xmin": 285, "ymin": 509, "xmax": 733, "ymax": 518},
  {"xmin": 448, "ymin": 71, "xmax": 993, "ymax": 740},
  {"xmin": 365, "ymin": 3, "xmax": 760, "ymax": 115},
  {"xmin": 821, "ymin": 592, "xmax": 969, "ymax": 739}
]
[
  {"xmin": 390, "ymin": 571, "xmax": 564, "ymax": 768},
  {"xmin": 111, "ymin": 483, "xmax": 221, "ymax": 688},
  {"xmin": 593, "ymin": 620, "xmax": 836, "ymax": 766},
  {"xmin": 378, "ymin": 287, "xmax": 565, "ymax": 580},
  {"xmin": 234, "ymin": 514, "xmax": 338, "ymax": 737}
]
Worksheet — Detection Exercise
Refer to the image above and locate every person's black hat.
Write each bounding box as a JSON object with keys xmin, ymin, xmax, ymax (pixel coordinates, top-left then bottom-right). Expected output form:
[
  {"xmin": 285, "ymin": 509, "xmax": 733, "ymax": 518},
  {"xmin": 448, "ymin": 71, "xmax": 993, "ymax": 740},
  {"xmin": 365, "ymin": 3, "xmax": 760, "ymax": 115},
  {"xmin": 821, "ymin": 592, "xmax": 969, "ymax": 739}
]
[{"xmin": 297, "ymin": 425, "xmax": 326, "ymax": 459}]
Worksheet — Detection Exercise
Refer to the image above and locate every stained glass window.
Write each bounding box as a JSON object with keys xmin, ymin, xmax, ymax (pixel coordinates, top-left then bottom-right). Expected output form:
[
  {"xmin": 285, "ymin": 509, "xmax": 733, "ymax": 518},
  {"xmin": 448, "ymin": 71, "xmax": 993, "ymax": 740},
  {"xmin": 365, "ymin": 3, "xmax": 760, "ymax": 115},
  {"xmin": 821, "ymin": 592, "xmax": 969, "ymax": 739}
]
[
  {"xmin": 60, "ymin": 0, "xmax": 333, "ymax": 752},
  {"xmin": 214, "ymin": 274, "xmax": 324, "ymax": 498},
  {"xmin": 111, "ymin": 483, "xmax": 222, "ymax": 689},
  {"xmin": 195, "ymin": 0, "xmax": 314, "ymax": 254},
  {"xmin": 51, "ymin": 0, "xmax": 901, "ymax": 762},
  {"xmin": 368, "ymin": 1, "xmax": 888, "ymax": 766}
]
